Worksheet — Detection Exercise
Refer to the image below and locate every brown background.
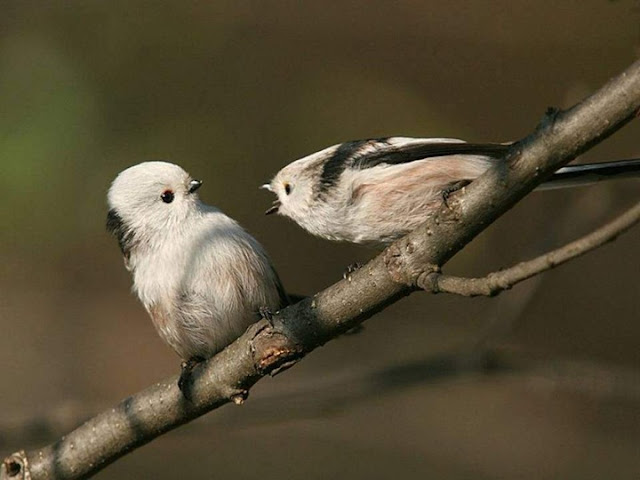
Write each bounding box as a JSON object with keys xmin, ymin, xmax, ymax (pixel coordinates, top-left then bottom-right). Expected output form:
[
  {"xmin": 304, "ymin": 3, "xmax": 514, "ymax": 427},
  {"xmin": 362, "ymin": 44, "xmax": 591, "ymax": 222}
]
[{"xmin": 1, "ymin": 1, "xmax": 639, "ymax": 478}]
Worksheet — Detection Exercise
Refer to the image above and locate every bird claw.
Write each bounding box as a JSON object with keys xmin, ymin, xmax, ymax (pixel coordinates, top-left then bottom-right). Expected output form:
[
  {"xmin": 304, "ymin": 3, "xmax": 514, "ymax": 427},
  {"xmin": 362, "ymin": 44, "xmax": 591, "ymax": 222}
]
[
  {"xmin": 178, "ymin": 356, "xmax": 204, "ymax": 401},
  {"xmin": 259, "ymin": 306, "xmax": 275, "ymax": 326},
  {"xmin": 343, "ymin": 263, "xmax": 363, "ymax": 281},
  {"xmin": 442, "ymin": 180, "xmax": 471, "ymax": 208}
]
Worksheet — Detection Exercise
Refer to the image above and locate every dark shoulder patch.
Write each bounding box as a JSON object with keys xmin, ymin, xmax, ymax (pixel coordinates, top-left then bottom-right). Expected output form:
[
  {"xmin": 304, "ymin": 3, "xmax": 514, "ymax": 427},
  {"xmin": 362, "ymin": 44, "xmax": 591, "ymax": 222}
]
[
  {"xmin": 319, "ymin": 138, "xmax": 389, "ymax": 195},
  {"xmin": 106, "ymin": 209, "xmax": 135, "ymax": 259}
]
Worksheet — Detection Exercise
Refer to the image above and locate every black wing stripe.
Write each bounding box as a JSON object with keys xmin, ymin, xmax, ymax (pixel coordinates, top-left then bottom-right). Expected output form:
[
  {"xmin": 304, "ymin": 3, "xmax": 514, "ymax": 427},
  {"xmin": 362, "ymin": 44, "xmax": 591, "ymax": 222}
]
[
  {"xmin": 317, "ymin": 139, "xmax": 510, "ymax": 196},
  {"xmin": 318, "ymin": 138, "xmax": 510, "ymax": 196},
  {"xmin": 356, "ymin": 142, "xmax": 510, "ymax": 168}
]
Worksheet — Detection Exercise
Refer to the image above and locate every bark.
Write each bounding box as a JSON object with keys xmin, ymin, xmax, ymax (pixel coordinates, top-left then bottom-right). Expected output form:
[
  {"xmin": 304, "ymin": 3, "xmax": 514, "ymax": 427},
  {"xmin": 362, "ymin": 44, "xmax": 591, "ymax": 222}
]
[{"xmin": 421, "ymin": 201, "xmax": 640, "ymax": 296}]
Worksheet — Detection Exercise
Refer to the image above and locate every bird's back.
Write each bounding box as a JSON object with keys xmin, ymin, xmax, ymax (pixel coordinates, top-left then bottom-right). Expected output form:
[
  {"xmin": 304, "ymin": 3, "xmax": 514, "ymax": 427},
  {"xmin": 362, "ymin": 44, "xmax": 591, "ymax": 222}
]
[{"xmin": 313, "ymin": 155, "xmax": 493, "ymax": 244}]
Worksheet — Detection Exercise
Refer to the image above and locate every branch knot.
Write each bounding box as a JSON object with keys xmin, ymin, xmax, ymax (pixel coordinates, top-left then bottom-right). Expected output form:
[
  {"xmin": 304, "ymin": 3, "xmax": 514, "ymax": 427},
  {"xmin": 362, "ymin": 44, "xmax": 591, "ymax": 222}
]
[
  {"xmin": 2, "ymin": 451, "xmax": 28, "ymax": 480},
  {"xmin": 383, "ymin": 239, "xmax": 439, "ymax": 287},
  {"xmin": 250, "ymin": 321, "xmax": 304, "ymax": 376}
]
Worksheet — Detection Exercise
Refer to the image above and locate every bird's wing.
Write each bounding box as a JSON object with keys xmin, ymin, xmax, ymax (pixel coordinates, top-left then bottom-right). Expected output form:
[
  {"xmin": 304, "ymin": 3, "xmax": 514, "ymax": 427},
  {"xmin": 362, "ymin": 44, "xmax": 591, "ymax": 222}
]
[
  {"xmin": 351, "ymin": 137, "xmax": 510, "ymax": 169},
  {"xmin": 318, "ymin": 137, "xmax": 510, "ymax": 194}
]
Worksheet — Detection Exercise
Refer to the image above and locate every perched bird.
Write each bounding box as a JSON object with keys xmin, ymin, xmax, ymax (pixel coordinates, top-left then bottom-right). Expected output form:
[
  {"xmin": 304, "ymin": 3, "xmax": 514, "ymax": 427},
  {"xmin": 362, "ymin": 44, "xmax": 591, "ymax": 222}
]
[
  {"xmin": 107, "ymin": 161, "xmax": 288, "ymax": 397},
  {"xmin": 263, "ymin": 137, "xmax": 640, "ymax": 245}
]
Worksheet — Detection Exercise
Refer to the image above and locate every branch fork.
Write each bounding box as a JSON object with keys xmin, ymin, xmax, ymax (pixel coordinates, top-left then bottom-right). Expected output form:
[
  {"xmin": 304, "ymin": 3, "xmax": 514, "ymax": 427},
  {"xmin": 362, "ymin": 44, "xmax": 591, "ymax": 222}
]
[{"xmin": 418, "ymin": 201, "xmax": 640, "ymax": 297}]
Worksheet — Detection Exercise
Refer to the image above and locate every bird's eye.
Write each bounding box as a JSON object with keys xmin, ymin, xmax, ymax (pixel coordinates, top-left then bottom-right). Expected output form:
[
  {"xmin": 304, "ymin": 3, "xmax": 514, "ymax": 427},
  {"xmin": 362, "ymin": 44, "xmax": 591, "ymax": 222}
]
[
  {"xmin": 161, "ymin": 190, "xmax": 175, "ymax": 203},
  {"xmin": 284, "ymin": 183, "xmax": 292, "ymax": 195}
]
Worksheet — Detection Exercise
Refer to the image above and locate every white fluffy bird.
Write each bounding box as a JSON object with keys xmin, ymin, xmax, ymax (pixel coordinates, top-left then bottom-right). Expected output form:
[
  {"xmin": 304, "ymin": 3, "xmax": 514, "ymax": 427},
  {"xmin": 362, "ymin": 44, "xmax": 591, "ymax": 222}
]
[
  {"xmin": 107, "ymin": 161, "xmax": 288, "ymax": 396},
  {"xmin": 264, "ymin": 137, "xmax": 640, "ymax": 245}
]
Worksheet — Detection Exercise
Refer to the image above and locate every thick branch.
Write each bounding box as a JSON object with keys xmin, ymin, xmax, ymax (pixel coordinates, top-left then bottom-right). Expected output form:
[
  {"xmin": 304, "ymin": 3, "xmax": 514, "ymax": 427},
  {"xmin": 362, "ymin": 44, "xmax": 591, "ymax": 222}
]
[
  {"xmin": 421, "ymin": 200, "xmax": 640, "ymax": 297},
  {"xmin": 3, "ymin": 59, "xmax": 640, "ymax": 480},
  {"xmin": 5, "ymin": 348, "xmax": 640, "ymax": 448},
  {"xmin": 383, "ymin": 69, "xmax": 640, "ymax": 287}
]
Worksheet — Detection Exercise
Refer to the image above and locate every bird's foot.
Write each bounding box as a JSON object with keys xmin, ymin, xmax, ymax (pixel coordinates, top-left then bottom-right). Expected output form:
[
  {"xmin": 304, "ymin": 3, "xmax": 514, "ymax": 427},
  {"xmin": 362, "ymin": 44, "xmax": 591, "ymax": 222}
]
[
  {"xmin": 259, "ymin": 306, "xmax": 275, "ymax": 326},
  {"xmin": 343, "ymin": 262, "xmax": 363, "ymax": 281},
  {"xmin": 442, "ymin": 180, "xmax": 471, "ymax": 208},
  {"xmin": 178, "ymin": 356, "xmax": 205, "ymax": 401}
]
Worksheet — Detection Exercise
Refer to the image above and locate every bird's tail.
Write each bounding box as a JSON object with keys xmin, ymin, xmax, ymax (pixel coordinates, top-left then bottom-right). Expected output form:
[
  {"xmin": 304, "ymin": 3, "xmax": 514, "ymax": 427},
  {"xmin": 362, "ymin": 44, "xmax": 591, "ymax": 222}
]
[{"xmin": 538, "ymin": 159, "xmax": 640, "ymax": 190}]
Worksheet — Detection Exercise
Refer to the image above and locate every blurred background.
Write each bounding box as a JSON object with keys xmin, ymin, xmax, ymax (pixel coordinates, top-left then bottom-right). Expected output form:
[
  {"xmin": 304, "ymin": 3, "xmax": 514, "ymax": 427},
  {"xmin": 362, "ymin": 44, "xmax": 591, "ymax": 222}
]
[{"xmin": 1, "ymin": 1, "xmax": 640, "ymax": 478}]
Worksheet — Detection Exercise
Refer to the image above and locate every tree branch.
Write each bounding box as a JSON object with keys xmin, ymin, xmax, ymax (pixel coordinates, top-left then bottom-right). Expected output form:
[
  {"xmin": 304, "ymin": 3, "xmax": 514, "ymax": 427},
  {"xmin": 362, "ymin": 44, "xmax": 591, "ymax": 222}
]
[
  {"xmin": 3, "ymin": 59, "xmax": 640, "ymax": 480},
  {"xmin": 5, "ymin": 348, "xmax": 640, "ymax": 448},
  {"xmin": 421, "ymin": 200, "xmax": 640, "ymax": 297}
]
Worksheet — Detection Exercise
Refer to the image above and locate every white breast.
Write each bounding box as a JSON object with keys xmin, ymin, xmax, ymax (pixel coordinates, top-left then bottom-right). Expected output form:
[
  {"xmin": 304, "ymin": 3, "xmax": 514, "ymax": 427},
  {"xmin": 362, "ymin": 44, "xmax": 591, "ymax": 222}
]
[{"xmin": 130, "ymin": 209, "xmax": 283, "ymax": 359}]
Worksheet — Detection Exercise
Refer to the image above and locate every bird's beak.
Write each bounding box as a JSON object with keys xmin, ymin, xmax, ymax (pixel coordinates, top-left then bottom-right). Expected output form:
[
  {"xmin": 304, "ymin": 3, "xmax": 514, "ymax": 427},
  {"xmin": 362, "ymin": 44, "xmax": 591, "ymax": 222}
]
[
  {"xmin": 265, "ymin": 200, "xmax": 281, "ymax": 215},
  {"xmin": 260, "ymin": 183, "xmax": 273, "ymax": 192},
  {"xmin": 188, "ymin": 179, "xmax": 203, "ymax": 193}
]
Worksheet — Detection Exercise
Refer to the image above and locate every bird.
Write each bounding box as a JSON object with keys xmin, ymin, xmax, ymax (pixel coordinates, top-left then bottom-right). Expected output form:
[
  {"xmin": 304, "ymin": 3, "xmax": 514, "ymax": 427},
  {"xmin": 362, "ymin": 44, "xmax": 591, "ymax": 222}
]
[
  {"xmin": 263, "ymin": 137, "xmax": 640, "ymax": 245},
  {"xmin": 107, "ymin": 161, "xmax": 289, "ymax": 398}
]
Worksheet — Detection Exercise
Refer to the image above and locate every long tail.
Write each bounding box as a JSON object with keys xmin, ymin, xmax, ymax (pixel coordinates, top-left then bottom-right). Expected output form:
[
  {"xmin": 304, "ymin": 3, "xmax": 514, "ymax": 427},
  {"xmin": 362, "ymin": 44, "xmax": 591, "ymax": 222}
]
[{"xmin": 538, "ymin": 159, "xmax": 640, "ymax": 190}]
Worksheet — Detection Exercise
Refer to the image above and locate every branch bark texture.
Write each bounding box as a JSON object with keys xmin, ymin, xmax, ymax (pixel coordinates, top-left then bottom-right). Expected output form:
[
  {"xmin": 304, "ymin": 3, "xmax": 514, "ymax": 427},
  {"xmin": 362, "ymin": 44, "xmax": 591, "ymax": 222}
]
[
  {"xmin": 422, "ymin": 200, "xmax": 640, "ymax": 296},
  {"xmin": 3, "ymin": 59, "xmax": 640, "ymax": 480}
]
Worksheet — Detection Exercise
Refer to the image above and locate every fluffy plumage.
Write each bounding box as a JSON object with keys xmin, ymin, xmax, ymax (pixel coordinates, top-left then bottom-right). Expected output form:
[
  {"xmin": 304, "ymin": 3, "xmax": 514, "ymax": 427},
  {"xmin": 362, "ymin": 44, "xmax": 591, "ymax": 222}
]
[
  {"xmin": 108, "ymin": 161, "xmax": 287, "ymax": 361},
  {"xmin": 265, "ymin": 137, "xmax": 640, "ymax": 245},
  {"xmin": 265, "ymin": 138, "xmax": 497, "ymax": 244}
]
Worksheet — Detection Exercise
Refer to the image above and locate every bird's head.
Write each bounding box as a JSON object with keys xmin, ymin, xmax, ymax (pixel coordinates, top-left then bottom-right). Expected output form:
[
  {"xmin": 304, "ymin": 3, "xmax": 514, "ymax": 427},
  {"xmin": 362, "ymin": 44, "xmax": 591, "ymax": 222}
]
[
  {"xmin": 262, "ymin": 145, "xmax": 337, "ymax": 221},
  {"xmin": 107, "ymin": 161, "xmax": 203, "ymax": 256}
]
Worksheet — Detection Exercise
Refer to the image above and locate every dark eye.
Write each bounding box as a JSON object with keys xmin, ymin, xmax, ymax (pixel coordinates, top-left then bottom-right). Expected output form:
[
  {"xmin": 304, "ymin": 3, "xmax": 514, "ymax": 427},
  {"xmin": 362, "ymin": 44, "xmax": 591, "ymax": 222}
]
[
  {"xmin": 284, "ymin": 183, "xmax": 292, "ymax": 195},
  {"xmin": 161, "ymin": 190, "xmax": 174, "ymax": 203}
]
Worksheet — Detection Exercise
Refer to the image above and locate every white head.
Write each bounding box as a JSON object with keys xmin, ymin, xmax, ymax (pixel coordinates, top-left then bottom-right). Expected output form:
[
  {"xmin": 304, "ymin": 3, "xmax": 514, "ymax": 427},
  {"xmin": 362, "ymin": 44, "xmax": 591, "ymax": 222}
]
[
  {"xmin": 107, "ymin": 161, "xmax": 203, "ymax": 258},
  {"xmin": 262, "ymin": 145, "xmax": 338, "ymax": 221}
]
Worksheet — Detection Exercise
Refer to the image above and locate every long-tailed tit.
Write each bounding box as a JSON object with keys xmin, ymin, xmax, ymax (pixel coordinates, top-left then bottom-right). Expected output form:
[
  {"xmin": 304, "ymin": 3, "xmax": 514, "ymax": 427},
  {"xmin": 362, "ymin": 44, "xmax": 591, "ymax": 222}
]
[
  {"xmin": 263, "ymin": 137, "xmax": 640, "ymax": 245},
  {"xmin": 107, "ymin": 161, "xmax": 289, "ymax": 397}
]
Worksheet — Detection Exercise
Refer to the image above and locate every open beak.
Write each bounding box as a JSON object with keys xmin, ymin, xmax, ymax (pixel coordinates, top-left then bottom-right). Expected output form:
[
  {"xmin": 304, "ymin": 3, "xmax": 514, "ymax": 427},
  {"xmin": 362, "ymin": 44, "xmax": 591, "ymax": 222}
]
[
  {"xmin": 265, "ymin": 200, "xmax": 281, "ymax": 215},
  {"xmin": 188, "ymin": 179, "xmax": 203, "ymax": 193},
  {"xmin": 261, "ymin": 182, "xmax": 279, "ymax": 214}
]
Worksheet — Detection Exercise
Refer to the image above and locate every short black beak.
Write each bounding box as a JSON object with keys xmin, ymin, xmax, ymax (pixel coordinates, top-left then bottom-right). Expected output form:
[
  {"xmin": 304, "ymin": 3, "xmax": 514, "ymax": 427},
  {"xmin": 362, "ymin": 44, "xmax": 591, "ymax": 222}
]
[
  {"xmin": 188, "ymin": 179, "xmax": 203, "ymax": 193},
  {"xmin": 265, "ymin": 200, "xmax": 281, "ymax": 215}
]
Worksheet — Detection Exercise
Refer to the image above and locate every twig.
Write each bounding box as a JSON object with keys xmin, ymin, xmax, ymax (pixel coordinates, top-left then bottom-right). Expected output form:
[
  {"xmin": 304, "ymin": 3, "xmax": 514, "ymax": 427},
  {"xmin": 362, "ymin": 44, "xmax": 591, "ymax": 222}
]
[
  {"xmin": 420, "ymin": 200, "xmax": 640, "ymax": 297},
  {"xmin": 3, "ymin": 59, "xmax": 640, "ymax": 480}
]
